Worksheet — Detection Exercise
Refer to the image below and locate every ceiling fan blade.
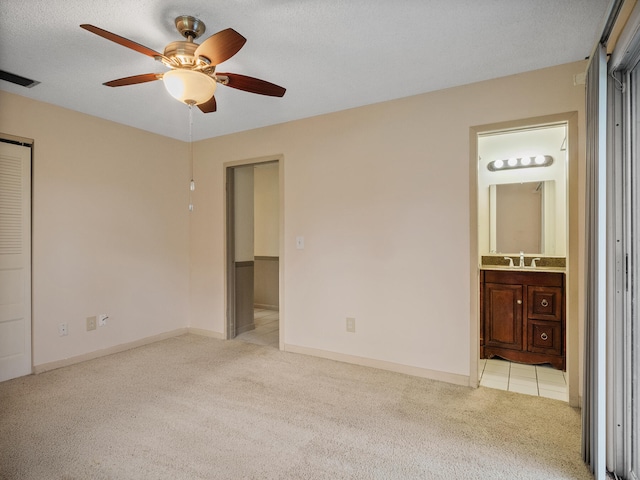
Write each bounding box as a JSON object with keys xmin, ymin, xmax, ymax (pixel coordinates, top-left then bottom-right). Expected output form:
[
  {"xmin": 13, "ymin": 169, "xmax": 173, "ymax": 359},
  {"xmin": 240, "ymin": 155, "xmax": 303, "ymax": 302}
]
[
  {"xmin": 193, "ymin": 28, "xmax": 246, "ymax": 66},
  {"xmin": 197, "ymin": 95, "xmax": 217, "ymax": 113},
  {"xmin": 80, "ymin": 24, "xmax": 162, "ymax": 58},
  {"xmin": 218, "ymin": 73, "xmax": 286, "ymax": 97},
  {"xmin": 103, "ymin": 73, "xmax": 163, "ymax": 87}
]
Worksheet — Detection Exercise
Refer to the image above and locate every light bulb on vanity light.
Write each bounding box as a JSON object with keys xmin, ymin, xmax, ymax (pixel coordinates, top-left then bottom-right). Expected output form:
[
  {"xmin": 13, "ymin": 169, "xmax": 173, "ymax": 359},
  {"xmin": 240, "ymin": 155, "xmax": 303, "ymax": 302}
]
[
  {"xmin": 488, "ymin": 154, "xmax": 553, "ymax": 171},
  {"xmin": 190, "ymin": 180, "xmax": 195, "ymax": 191}
]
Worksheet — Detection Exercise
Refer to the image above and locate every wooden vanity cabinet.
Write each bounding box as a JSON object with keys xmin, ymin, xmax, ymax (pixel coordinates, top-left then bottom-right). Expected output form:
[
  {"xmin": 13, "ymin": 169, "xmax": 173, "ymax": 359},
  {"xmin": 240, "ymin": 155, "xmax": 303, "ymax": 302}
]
[{"xmin": 480, "ymin": 269, "xmax": 565, "ymax": 370}]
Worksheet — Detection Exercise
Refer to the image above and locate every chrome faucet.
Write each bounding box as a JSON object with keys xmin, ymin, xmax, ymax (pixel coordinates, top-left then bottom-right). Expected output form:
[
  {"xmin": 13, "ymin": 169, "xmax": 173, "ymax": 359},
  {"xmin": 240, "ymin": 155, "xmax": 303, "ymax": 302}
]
[
  {"xmin": 519, "ymin": 251, "xmax": 525, "ymax": 268},
  {"xmin": 504, "ymin": 256, "xmax": 514, "ymax": 267},
  {"xmin": 531, "ymin": 257, "xmax": 541, "ymax": 268}
]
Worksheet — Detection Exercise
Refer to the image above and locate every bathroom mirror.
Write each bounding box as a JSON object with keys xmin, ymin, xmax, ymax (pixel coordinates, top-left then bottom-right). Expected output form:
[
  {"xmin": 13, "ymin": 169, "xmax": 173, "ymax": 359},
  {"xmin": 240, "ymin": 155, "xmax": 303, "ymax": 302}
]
[{"xmin": 489, "ymin": 181, "xmax": 556, "ymax": 254}]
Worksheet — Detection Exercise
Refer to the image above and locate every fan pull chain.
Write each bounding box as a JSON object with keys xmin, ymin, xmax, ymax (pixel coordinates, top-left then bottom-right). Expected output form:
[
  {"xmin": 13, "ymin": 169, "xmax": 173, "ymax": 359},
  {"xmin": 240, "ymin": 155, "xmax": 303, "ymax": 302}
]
[{"xmin": 188, "ymin": 104, "xmax": 195, "ymax": 212}]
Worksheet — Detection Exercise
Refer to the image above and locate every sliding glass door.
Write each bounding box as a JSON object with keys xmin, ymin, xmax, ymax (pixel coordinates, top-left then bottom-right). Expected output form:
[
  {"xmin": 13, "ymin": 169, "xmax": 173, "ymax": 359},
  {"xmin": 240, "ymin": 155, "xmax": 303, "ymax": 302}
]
[
  {"xmin": 607, "ymin": 35, "xmax": 640, "ymax": 480},
  {"xmin": 627, "ymin": 64, "xmax": 639, "ymax": 480}
]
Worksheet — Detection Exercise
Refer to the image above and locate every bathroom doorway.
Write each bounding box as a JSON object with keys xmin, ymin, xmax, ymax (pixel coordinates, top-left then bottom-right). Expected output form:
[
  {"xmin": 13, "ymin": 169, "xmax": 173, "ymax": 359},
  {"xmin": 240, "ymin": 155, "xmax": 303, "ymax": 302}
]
[
  {"xmin": 470, "ymin": 112, "xmax": 580, "ymax": 406},
  {"xmin": 226, "ymin": 159, "xmax": 281, "ymax": 348}
]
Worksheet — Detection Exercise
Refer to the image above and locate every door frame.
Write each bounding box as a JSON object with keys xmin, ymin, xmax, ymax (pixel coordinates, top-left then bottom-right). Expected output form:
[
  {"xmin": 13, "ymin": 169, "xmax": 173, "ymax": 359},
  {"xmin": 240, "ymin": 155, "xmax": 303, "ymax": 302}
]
[
  {"xmin": 469, "ymin": 112, "xmax": 580, "ymax": 406},
  {"xmin": 224, "ymin": 155, "xmax": 284, "ymax": 347},
  {"xmin": 225, "ymin": 166, "xmax": 237, "ymax": 339}
]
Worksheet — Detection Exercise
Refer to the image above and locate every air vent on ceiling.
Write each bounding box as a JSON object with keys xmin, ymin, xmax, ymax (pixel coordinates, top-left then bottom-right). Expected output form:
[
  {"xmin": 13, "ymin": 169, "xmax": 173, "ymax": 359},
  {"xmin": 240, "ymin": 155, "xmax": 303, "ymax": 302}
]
[{"xmin": 0, "ymin": 70, "xmax": 40, "ymax": 88}]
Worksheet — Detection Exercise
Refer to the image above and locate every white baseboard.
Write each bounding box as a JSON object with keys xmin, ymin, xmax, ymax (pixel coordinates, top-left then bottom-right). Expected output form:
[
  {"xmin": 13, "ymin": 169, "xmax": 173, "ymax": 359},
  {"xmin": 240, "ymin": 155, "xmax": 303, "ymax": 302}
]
[
  {"xmin": 33, "ymin": 329, "xmax": 470, "ymax": 388},
  {"xmin": 187, "ymin": 328, "xmax": 225, "ymax": 339},
  {"xmin": 33, "ymin": 328, "xmax": 189, "ymax": 374},
  {"xmin": 284, "ymin": 344, "xmax": 470, "ymax": 387}
]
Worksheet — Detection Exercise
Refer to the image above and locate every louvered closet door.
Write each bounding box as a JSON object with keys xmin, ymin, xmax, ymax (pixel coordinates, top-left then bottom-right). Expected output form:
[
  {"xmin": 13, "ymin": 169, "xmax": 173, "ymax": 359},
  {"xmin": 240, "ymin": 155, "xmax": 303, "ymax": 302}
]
[{"xmin": 0, "ymin": 141, "xmax": 31, "ymax": 382}]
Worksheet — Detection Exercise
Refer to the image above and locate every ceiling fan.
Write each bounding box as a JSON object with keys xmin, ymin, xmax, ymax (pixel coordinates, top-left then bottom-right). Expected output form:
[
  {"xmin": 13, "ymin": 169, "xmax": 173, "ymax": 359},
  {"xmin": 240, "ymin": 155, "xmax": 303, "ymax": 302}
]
[{"xmin": 80, "ymin": 15, "xmax": 286, "ymax": 113}]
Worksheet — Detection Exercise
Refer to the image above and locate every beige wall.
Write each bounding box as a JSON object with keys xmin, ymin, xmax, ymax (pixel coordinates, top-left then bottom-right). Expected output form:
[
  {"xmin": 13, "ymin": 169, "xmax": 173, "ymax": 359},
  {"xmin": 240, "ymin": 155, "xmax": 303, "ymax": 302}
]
[
  {"xmin": 190, "ymin": 61, "xmax": 587, "ymax": 382},
  {"xmin": 0, "ymin": 59, "xmax": 587, "ymax": 384},
  {"xmin": 233, "ymin": 166, "xmax": 254, "ymax": 262},
  {"xmin": 254, "ymin": 163, "xmax": 279, "ymax": 257},
  {"xmin": 0, "ymin": 92, "xmax": 190, "ymax": 367}
]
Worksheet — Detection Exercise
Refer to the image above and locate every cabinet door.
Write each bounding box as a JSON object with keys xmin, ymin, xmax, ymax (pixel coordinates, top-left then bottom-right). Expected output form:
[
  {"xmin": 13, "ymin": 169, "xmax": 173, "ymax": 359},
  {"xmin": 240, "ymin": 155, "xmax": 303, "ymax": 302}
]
[{"xmin": 484, "ymin": 283, "xmax": 523, "ymax": 350}]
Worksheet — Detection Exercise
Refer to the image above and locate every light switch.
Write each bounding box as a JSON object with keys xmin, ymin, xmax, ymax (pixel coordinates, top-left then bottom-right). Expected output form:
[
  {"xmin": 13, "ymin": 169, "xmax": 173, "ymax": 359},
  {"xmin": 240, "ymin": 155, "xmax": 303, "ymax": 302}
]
[{"xmin": 296, "ymin": 236, "xmax": 305, "ymax": 249}]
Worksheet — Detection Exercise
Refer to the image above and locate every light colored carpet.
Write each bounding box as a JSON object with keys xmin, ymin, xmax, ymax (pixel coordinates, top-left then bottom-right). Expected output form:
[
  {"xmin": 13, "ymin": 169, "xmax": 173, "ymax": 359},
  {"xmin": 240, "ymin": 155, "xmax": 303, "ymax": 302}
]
[{"xmin": 0, "ymin": 334, "xmax": 591, "ymax": 479}]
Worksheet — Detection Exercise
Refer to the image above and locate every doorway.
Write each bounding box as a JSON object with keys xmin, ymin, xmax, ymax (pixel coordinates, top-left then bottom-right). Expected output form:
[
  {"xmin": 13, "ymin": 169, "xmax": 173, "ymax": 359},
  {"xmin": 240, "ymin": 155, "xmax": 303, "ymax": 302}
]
[
  {"xmin": 226, "ymin": 159, "xmax": 281, "ymax": 348},
  {"xmin": 470, "ymin": 112, "xmax": 580, "ymax": 406}
]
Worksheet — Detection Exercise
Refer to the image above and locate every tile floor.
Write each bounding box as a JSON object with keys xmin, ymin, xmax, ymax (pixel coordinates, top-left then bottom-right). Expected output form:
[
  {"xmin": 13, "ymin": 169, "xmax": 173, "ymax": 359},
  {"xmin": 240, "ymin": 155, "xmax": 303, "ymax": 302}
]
[
  {"xmin": 479, "ymin": 358, "xmax": 568, "ymax": 402},
  {"xmin": 234, "ymin": 308, "xmax": 279, "ymax": 348}
]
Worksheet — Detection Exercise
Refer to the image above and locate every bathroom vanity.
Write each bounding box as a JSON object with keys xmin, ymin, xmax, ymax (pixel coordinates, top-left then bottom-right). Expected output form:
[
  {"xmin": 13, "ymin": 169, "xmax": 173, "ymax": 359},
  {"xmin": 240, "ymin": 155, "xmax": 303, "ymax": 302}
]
[{"xmin": 480, "ymin": 268, "xmax": 565, "ymax": 370}]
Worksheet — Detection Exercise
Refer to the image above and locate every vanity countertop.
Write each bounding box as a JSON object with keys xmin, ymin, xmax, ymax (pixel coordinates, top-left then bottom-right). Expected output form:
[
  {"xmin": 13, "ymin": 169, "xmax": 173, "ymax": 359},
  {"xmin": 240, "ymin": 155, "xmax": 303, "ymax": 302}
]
[
  {"xmin": 479, "ymin": 265, "xmax": 566, "ymax": 273},
  {"xmin": 480, "ymin": 255, "xmax": 566, "ymax": 272}
]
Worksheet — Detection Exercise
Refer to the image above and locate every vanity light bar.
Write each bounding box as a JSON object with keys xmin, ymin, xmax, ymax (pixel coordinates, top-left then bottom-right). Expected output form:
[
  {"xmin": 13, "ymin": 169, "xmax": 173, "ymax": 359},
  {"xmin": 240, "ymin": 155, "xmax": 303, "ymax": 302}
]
[{"xmin": 487, "ymin": 155, "xmax": 553, "ymax": 172}]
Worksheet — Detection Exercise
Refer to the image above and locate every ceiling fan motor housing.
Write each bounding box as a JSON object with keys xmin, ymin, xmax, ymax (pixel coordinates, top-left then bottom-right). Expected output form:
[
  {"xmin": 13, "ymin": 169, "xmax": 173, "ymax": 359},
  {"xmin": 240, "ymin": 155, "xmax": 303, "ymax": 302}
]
[{"xmin": 163, "ymin": 41, "xmax": 207, "ymax": 68}]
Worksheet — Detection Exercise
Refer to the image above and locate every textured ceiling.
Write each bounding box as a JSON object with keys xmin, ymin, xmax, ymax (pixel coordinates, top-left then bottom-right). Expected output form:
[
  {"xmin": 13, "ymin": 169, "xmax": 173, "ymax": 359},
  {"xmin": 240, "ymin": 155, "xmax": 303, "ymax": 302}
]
[{"xmin": 0, "ymin": 1, "xmax": 610, "ymax": 142}]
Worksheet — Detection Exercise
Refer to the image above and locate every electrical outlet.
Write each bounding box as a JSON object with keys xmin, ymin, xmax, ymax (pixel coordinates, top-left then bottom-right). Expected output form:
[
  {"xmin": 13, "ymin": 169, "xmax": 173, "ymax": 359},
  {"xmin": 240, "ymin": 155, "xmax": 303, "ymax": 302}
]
[
  {"xmin": 58, "ymin": 323, "xmax": 68, "ymax": 336},
  {"xmin": 346, "ymin": 317, "xmax": 356, "ymax": 333},
  {"xmin": 86, "ymin": 316, "xmax": 97, "ymax": 331},
  {"xmin": 98, "ymin": 314, "xmax": 108, "ymax": 327}
]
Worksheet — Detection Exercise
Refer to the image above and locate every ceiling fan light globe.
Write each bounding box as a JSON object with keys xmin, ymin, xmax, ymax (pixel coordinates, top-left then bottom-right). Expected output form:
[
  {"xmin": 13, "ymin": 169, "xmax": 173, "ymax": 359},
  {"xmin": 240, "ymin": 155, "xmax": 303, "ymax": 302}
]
[{"xmin": 163, "ymin": 69, "xmax": 217, "ymax": 105}]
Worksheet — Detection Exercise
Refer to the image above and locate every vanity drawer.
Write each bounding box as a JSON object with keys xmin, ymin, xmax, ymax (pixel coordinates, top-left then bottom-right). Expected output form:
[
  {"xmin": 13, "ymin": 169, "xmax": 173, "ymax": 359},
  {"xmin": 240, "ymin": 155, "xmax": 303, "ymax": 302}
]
[
  {"xmin": 528, "ymin": 286, "xmax": 562, "ymax": 321},
  {"xmin": 527, "ymin": 320, "xmax": 562, "ymax": 356}
]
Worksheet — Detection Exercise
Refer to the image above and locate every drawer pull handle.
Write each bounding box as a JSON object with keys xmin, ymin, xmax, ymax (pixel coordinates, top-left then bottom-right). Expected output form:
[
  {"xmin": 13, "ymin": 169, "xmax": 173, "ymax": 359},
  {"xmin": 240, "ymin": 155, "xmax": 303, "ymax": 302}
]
[
  {"xmin": 517, "ymin": 299, "xmax": 522, "ymax": 305},
  {"xmin": 541, "ymin": 299, "xmax": 549, "ymax": 307},
  {"xmin": 541, "ymin": 332, "xmax": 548, "ymax": 340}
]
